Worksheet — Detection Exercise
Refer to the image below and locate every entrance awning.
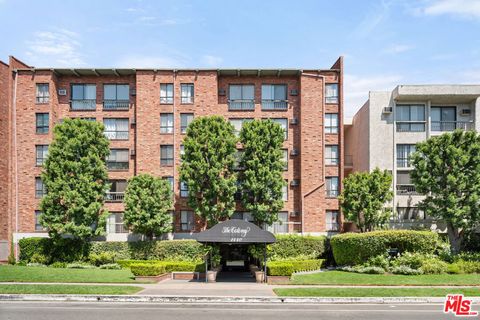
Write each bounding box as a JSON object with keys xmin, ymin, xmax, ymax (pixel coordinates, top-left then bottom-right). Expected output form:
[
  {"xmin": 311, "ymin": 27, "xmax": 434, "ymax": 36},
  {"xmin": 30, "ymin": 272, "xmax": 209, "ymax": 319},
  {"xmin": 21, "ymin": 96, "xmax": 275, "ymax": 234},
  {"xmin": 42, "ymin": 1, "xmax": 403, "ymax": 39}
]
[{"xmin": 194, "ymin": 220, "xmax": 276, "ymax": 244}]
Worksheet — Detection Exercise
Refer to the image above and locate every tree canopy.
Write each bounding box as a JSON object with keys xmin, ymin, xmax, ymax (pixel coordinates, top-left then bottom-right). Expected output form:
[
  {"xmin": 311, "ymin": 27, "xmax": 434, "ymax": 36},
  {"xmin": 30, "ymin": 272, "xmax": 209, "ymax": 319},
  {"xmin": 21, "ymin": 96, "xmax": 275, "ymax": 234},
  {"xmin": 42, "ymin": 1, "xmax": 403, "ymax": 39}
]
[
  {"xmin": 410, "ymin": 130, "xmax": 480, "ymax": 252},
  {"xmin": 179, "ymin": 116, "xmax": 237, "ymax": 227},
  {"xmin": 123, "ymin": 174, "xmax": 173, "ymax": 239},
  {"xmin": 339, "ymin": 168, "xmax": 393, "ymax": 232},
  {"xmin": 40, "ymin": 118, "xmax": 110, "ymax": 240}
]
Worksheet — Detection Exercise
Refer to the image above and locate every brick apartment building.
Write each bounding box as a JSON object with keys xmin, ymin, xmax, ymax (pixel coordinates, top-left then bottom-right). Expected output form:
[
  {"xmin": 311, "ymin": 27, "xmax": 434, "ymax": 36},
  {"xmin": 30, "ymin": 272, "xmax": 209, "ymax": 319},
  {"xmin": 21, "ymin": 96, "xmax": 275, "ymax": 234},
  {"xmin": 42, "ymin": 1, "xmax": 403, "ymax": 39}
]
[{"xmin": 0, "ymin": 56, "xmax": 344, "ymax": 260}]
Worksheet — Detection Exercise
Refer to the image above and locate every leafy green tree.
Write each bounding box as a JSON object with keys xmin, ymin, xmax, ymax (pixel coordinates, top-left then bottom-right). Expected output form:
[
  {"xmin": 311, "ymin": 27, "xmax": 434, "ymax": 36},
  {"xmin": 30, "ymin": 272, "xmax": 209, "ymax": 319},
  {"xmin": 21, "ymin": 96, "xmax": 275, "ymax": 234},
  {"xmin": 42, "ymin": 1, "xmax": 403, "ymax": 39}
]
[
  {"xmin": 40, "ymin": 118, "xmax": 110, "ymax": 240},
  {"xmin": 239, "ymin": 119, "xmax": 286, "ymax": 225},
  {"xmin": 123, "ymin": 174, "xmax": 173, "ymax": 239},
  {"xmin": 179, "ymin": 116, "xmax": 237, "ymax": 227},
  {"xmin": 339, "ymin": 168, "xmax": 393, "ymax": 232},
  {"xmin": 410, "ymin": 130, "xmax": 480, "ymax": 253}
]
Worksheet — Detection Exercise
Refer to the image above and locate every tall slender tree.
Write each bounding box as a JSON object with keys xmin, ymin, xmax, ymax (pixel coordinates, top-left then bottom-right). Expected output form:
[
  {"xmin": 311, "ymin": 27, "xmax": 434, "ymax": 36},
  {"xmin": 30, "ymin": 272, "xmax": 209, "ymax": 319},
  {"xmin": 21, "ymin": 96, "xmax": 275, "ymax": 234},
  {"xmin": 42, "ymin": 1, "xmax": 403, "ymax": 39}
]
[
  {"xmin": 179, "ymin": 116, "xmax": 237, "ymax": 227},
  {"xmin": 40, "ymin": 118, "xmax": 110, "ymax": 240},
  {"xmin": 239, "ymin": 119, "xmax": 286, "ymax": 226}
]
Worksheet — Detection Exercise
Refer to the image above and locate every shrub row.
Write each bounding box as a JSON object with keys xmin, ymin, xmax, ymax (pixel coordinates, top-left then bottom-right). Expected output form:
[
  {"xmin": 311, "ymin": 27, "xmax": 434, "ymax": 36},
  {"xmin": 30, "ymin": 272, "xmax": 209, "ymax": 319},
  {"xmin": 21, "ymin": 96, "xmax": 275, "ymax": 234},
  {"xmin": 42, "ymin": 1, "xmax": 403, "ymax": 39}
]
[
  {"xmin": 331, "ymin": 230, "xmax": 439, "ymax": 265},
  {"xmin": 267, "ymin": 259, "xmax": 324, "ymax": 276},
  {"xmin": 18, "ymin": 237, "xmax": 90, "ymax": 264},
  {"xmin": 250, "ymin": 235, "xmax": 327, "ymax": 262},
  {"xmin": 130, "ymin": 263, "xmax": 166, "ymax": 276},
  {"xmin": 122, "ymin": 260, "xmax": 206, "ymax": 276}
]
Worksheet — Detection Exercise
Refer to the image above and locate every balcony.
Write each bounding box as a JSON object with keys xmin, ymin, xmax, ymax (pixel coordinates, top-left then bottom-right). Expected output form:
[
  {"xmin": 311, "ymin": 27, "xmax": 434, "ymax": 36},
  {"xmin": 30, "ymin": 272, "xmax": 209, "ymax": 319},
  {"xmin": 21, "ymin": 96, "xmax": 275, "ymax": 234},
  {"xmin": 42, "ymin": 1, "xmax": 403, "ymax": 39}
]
[
  {"xmin": 103, "ymin": 100, "xmax": 130, "ymax": 111},
  {"xmin": 396, "ymin": 184, "xmax": 420, "ymax": 195},
  {"xmin": 228, "ymin": 99, "xmax": 255, "ymax": 111},
  {"xmin": 431, "ymin": 121, "xmax": 474, "ymax": 132},
  {"xmin": 105, "ymin": 192, "xmax": 125, "ymax": 202},
  {"xmin": 104, "ymin": 131, "xmax": 129, "ymax": 140},
  {"xmin": 71, "ymin": 99, "xmax": 96, "ymax": 111},
  {"xmin": 261, "ymin": 100, "xmax": 288, "ymax": 110}
]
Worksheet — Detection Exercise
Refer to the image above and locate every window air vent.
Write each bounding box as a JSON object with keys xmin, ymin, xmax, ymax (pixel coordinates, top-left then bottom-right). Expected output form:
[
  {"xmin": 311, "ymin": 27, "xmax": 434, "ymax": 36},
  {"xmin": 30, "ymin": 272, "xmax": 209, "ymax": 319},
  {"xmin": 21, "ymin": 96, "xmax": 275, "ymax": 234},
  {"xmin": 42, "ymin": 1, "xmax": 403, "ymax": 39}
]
[
  {"xmin": 383, "ymin": 106, "xmax": 393, "ymax": 113},
  {"xmin": 291, "ymin": 179, "xmax": 300, "ymax": 187},
  {"xmin": 290, "ymin": 89, "xmax": 298, "ymax": 96},
  {"xmin": 130, "ymin": 149, "xmax": 136, "ymax": 156},
  {"xmin": 290, "ymin": 118, "xmax": 299, "ymax": 125},
  {"xmin": 291, "ymin": 149, "xmax": 299, "ymax": 156},
  {"xmin": 58, "ymin": 89, "xmax": 67, "ymax": 96},
  {"xmin": 218, "ymin": 89, "xmax": 226, "ymax": 96},
  {"xmin": 461, "ymin": 109, "xmax": 471, "ymax": 116},
  {"xmin": 290, "ymin": 211, "xmax": 300, "ymax": 217}
]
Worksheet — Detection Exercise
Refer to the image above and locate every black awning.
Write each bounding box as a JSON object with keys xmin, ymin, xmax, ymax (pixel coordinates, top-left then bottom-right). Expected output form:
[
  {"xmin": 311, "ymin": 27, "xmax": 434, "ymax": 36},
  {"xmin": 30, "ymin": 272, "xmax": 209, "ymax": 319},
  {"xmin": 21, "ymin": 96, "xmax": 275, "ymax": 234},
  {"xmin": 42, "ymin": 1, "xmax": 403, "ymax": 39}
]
[{"xmin": 194, "ymin": 220, "xmax": 276, "ymax": 244}]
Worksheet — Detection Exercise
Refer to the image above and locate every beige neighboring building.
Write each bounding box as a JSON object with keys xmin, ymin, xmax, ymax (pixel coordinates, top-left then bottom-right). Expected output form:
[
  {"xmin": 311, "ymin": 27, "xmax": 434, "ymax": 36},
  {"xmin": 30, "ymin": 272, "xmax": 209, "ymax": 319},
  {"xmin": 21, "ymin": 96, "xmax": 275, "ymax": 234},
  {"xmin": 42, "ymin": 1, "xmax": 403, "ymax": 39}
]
[{"xmin": 345, "ymin": 85, "xmax": 480, "ymax": 229}]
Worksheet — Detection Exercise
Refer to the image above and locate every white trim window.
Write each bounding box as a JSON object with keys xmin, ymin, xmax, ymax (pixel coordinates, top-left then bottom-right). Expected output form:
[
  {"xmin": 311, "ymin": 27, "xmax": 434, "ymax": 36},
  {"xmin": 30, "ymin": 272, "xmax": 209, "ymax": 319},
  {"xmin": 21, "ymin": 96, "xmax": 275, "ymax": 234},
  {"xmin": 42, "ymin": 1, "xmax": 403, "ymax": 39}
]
[
  {"xmin": 104, "ymin": 118, "xmax": 129, "ymax": 140},
  {"xmin": 36, "ymin": 84, "xmax": 50, "ymax": 103},
  {"xmin": 325, "ymin": 145, "xmax": 339, "ymax": 165},
  {"xmin": 181, "ymin": 84, "xmax": 194, "ymax": 104},
  {"xmin": 325, "ymin": 113, "xmax": 339, "ymax": 134},
  {"xmin": 325, "ymin": 83, "xmax": 339, "ymax": 103},
  {"xmin": 160, "ymin": 83, "xmax": 174, "ymax": 104},
  {"xmin": 160, "ymin": 113, "xmax": 174, "ymax": 134}
]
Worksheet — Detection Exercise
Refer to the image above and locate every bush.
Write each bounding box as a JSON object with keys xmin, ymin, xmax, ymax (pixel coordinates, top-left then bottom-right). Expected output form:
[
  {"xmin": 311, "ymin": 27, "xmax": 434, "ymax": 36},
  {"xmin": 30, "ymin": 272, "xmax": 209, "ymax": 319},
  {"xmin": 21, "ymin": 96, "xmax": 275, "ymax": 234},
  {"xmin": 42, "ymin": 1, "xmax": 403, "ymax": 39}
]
[
  {"xmin": 30, "ymin": 253, "xmax": 49, "ymax": 265},
  {"xmin": 391, "ymin": 265, "xmax": 423, "ymax": 275},
  {"xmin": 66, "ymin": 262, "xmax": 96, "ymax": 269},
  {"xmin": 267, "ymin": 259, "xmax": 324, "ymax": 276},
  {"xmin": 99, "ymin": 263, "xmax": 122, "ymax": 270},
  {"xmin": 420, "ymin": 258, "xmax": 448, "ymax": 274},
  {"xmin": 391, "ymin": 252, "xmax": 435, "ymax": 269},
  {"xmin": 26, "ymin": 263, "xmax": 47, "ymax": 267},
  {"xmin": 449, "ymin": 260, "xmax": 480, "ymax": 274},
  {"xmin": 118, "ymin": 260, "xmax": 205, "ymax": 272},
  {"xmin": 89, "ymin": 252, "xmax": 116, "ymax": 266},
  {"xmin": 455, "ymin": 252, "xmax": 480, "ymax": 262},
  {"xmin": 129, "ymin": 263, "xmax": 166, "ymax": 276},
  {"xmin": 18, "ymin": 237, "xmax": 90, "ymax": 263},
  {"xmin": 49, "ymin": 261, "xmax": 67, "ymax": 268},
  {"xmin": 365, "ymin": 255, "xmax": 390, "ymax": 270},
  {"xmin": 250, "ymin": 235, "xmax": 326, "ymax": 262},
  {"xmin": 354, "ymin": 266, "xmax": 385, "ymax": 274},
  {"xmin": 331, "ymin": 230, "xmax": 439, "ymax": 265}
]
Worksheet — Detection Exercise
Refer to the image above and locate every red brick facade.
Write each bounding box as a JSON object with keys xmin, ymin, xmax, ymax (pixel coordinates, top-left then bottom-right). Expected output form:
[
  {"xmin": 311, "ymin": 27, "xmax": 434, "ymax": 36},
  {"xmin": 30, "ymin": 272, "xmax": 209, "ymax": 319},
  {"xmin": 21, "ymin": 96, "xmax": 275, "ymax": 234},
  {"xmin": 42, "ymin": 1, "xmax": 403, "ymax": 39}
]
[{"xmin": 0, "ymin": 56, "xmax": 344, "ymax": 260}]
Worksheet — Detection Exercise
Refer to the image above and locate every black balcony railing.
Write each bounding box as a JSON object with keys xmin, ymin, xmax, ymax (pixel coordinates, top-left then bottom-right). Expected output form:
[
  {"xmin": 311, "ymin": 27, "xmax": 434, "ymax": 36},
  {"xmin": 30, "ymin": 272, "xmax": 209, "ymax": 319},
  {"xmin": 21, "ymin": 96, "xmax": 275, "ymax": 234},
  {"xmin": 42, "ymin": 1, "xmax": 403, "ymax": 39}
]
[
  {"xmin": 431, "ymin": 121, "xmax": 473, "ymax": 132},
  {"xmin": 103, "ymin": 100, "xmax": 130, "ymax": 110},
  {"xmin": 261, "ymin": 100, "xmax": 288, "ymax": 110},
  {"xmin": 105, "ymin": 192, "xmax": 125, "ymax": 202},
  {"xmin": 396, "ymin": 122, "xmax": 426, "ymax": 132},
  {"xmin": 71, "ymin": 99, "xmax": 96, "ymax": 110},
  {"xmin": 396, "ymin": 184, "xmax": 420, "ymax": 195},
  {"xmin": 228, "ymin": 100, "xmax": 255, "ymax": 111}
]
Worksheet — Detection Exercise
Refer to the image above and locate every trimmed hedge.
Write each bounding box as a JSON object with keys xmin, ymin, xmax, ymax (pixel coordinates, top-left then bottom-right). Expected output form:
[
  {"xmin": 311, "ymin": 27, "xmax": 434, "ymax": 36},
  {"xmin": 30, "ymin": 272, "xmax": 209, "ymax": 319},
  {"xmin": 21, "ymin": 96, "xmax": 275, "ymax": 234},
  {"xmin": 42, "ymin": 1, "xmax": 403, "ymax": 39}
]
[
  {"xmin": 119, "ymin": 260, "xmax": 205, "ymax": 273},
  {"xmin": 130, "ymin": 263, "xmax": 167, "ymax": 276},
  {"xmin": 18, "ymin": 237, "xmax": 90, "ymax": 263},
  {"xmin": 250, "ymin": 235, "xmax": 327, "ymax": 261},
  {"xmin": 331, "ymin": 230, "xmax": 439, "ymax": 266},
  {"xmin": 267, "ymin": 259, "xmax": 324, "ymax": 276}
]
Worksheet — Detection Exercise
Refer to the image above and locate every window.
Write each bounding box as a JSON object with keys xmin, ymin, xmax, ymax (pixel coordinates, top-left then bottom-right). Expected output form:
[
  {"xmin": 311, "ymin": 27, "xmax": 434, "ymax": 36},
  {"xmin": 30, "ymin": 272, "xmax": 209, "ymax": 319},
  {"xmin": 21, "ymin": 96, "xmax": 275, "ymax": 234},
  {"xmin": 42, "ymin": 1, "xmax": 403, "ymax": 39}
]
[
  {"xmin": 325, "ymin": 113, "xmax": 339, "ymax": 134},
  {"xmin": 266, "ymin": 211, "xmax": 288, "ymax": 234},
  {"xmin": 180, "ymin": 181, "xmax": 189, "ymax": 198},
  {"xmin": 326, "ymin": 210, "xmax": 339, "ymax": 231},
  {"xmin": 431, "ymin": 106, "xmax": 457, "ymax": 131},
  {"xmin": 282, "ymin": 181, "xmax": 288, "ymax": 201},
  {"xmin": 395, "ymin": 207, "xmax": 426, "ymax": 221},
  {"xmin": 261, "ymin": 84, "xmax": 287, "ymax": 110},
  {"xmin": 36, "ymin": 113, "xmax": 49, "ymax": 134},
  {"xmin": 180, "ymin": 211, "xmax": 194, "ymax": 231},
  {"xmin": 180, "ymin": 145, "xmax": 185, "ymax": 163},
  {"xmin": 35, "ymin": 177, "xmax": 46, "ymax": 198},
  {"xmin": 325, "ymin": 83, "xmax": 339, "ymax": 103},
  {"xmin": 326, "ymin": 177, "xmax": 339, "ymax": 197},
  {"xmin": 36, "ymin": 84, "xmax": 49, "ymax": 103},
  {"xmin": 107, "ymin": 149, "xmax": 129, "ymax": 170},
  {"xmin": 271, "ymin": 118, "xmax": 288, "ymax": 140},
  {"xmin": 325, "ymin": 145, "xmax": 339, "ymax": 165},
  {"xmin": 231, "ymin": 212, "xmax": 254, "ymax": 222},
  {"xmin": 107, "ymin": 212, "xmax": 128, "ymax": 233},
  {"xmin": 234, "ymin": 150, "xmax": 244, "ymax": 170},
  {"xmin": 396, "ymin": 104, "xmax": 425, "ymax": 132},
  {"xmin": 282, "ymin": 149, "xmax": 288, "ymax": 170},
  {"xmin": 234, "ymin": 179, "xmax": 243, "ymax": 201},
  {"xmin": 160, "ymin": 113, "xmax": 174, "ymax": 134},
  {"xmin": 164, "ymin": 176, "xmax": 174, "ymax": 194},
  {"xmin": 35, "ymin": 145, "xmax": 48, "ymax": 166},
  {"xmin": 229, "ymin": 118, "xmax": 253, "ymax": 136},
  {"xmin": 181, "ymin": 84, "xmax": 194, "ymax": 104},
  {"xmin": 396, "ymin": 171, "xmax": 418, "ymax": 195},
  {"xmin": 106, "ymin": 180, "xmax": 127, "ymax": 202},
  {"xmin": 103, "ymin": 84, "xmax": 129, "ymax": 110},
  {"xmin": 160, "ymin": 83, "xmax": 174, "ymax": 104},
  {"xmin": 397, "ymin": 144, "xmax": 416, "ymax": 168},
  {"xmin": 229, "ymin": 84, "xmax": 255, "ymax": 110},
  {"xmin": 35, "ymin": 211, "xmax": 46, "ymax": 231},
  {"xmin": 160, "ymin": 145, "xmax": 174, "ymax": 166},
  {"xmin": 104, "ymin": 118, "xmax": 129, "ymax": 140},
  {"xmin": 71, "ymin": 84, "xmax": 96, "ymax": 110},
  {"xmin": 180, "ymin": 113, "xmax": 194, "ymax": 134}
]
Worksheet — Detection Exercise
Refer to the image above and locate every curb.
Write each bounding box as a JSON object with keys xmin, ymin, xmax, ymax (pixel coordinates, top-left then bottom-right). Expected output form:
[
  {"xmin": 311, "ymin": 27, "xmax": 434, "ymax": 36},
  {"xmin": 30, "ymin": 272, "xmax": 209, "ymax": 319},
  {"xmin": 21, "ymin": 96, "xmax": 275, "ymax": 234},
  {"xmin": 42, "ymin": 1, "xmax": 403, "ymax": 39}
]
[{"xmin": 1, "ymin": 294, "xmax": 476, "ymax": 304}]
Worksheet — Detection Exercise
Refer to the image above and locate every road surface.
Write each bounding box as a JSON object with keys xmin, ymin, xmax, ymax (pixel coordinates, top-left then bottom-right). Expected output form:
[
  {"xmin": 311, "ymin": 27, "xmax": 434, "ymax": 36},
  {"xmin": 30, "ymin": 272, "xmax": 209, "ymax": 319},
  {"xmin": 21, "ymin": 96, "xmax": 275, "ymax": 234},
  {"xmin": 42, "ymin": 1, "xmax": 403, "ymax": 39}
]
[{"xmin": 0, "ymin": 301, "xmax": 456, "ymax": 320}]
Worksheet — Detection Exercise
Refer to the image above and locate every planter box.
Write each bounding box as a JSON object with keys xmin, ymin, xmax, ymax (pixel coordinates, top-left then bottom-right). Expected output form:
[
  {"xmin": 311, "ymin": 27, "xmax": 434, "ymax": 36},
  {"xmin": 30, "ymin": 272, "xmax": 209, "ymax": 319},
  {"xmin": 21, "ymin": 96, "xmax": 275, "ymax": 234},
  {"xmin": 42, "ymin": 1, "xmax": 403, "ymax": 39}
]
[
  {"xmin": 171, "ymin": 272, "xmax": 201, "ymax": 280},
  {"xmin": 267, "ymin": 276, "xmax": 291, "ymax": 284},
  {"xmin": 135, "ymin": 273, "xmax": 170, "ymax": 283}
]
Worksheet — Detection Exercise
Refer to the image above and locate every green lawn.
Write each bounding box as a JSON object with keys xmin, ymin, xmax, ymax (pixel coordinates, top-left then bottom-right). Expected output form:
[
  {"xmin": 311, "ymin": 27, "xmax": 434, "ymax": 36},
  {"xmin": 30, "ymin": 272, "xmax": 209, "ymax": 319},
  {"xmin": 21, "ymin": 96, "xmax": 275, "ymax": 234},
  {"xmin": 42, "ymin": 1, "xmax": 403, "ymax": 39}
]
[
  {"xmin": 0, "ymin": 266, "xmax": 148, "ymax": 283},
  {"xmin": 274, "ymin": 287, "xmax": 480, "ymax": 297},
  {"xmin": 291, "ymin": 271, "xmax": 480, "ymax": 286},
  {"xmin": 0, "ymin": 284, "xmax": 143, "ymax": 295}
]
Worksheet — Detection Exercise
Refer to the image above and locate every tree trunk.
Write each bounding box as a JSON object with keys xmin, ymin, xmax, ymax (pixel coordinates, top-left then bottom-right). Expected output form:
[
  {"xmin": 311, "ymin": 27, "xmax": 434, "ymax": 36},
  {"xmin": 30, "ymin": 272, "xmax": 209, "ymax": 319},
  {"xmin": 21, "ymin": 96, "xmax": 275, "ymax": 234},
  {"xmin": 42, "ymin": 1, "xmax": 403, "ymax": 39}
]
[{"xmin": 446, "ymin": 221, "xmax": 462, "ymax": 254}]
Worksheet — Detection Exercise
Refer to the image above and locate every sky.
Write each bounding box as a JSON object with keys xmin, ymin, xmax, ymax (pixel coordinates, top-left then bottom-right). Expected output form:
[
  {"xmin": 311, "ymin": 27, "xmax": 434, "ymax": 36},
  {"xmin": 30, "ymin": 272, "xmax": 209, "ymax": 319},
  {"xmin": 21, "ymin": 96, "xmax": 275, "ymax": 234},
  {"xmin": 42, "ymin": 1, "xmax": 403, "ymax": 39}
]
[{"xmin": 1, "ymin": 0, "xmax": 479, "ymax": 117}]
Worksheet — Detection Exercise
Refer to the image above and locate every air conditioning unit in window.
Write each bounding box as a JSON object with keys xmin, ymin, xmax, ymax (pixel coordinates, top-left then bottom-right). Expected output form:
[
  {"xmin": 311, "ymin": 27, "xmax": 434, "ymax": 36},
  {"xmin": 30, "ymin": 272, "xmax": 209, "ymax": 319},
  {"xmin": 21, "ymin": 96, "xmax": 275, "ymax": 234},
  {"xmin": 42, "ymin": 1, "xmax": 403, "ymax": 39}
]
[
  {"xmin": 130, "ymin": 88, "xmax": 136, "ymax": 96},
  {"xmin": 383, "ymin": 106, "xmax": 393, "ymax": 113},
  {"xmin": 290, "ymin": 118, "xmax": 299, "ymax": 125},
  {"xmin": 58, "ymin": 88, "xmax": 67, "ymax": 96},
  {"xmin": 291, "ymin": 149, "xmax": 299, "ymax": 156},
  {"xmin": 218, "ymin": 89, "xmax": 226, "ymax": 96},
  {"xmin": 290, "ymin": 211, "xmax": 300, "ymax": 217},
  {"xmin": 131, "ymin": 117, "xmax": 136, "ymax": 125},
  {"xmin": 130, "ymin": 149, "xmax": 136, "ymax": 156},
  {"xmin": 461, "ymin": 109, "xmax": 471, "ymax": 116},
  {"xmin": 291, "ymin": 179, "xmax": 300, "ymax": 187},
  {"xmin": 290, "ymin": 89, "xmax": 298, "ymax": 96}
]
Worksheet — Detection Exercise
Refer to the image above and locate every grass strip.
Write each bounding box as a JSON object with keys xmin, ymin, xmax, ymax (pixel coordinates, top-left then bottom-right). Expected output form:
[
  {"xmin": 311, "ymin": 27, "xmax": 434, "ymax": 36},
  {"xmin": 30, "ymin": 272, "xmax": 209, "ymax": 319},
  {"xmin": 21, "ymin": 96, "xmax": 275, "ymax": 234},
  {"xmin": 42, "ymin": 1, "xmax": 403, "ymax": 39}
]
[{"xmin": 274, "ymin": 287, "xmax": 480, "ymax": 297}]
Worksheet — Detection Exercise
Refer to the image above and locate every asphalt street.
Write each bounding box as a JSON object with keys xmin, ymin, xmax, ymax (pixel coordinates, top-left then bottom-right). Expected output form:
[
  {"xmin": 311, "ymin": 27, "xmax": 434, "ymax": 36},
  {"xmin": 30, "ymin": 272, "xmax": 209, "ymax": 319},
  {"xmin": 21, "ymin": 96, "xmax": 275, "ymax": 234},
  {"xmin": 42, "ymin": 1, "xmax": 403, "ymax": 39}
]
[{"xmin": 0, "ymin": 301, "xmax": 458, "ymax": 320}]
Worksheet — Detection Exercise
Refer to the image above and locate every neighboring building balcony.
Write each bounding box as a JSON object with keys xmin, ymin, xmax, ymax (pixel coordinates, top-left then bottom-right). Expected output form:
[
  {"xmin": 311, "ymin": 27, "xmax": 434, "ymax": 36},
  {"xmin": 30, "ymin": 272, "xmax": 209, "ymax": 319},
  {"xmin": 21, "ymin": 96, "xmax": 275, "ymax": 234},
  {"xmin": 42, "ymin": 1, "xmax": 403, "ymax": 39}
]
[
  {"xmin": 71, "ymin": 99, "xmax": 96, "ymax": 111},
  {"xmin": 431, "ymin": 121, "xmax": 474, "ymax": 132},
  {"xmin": 396, "ymin": 184, "xmax": 420, "ymax": 196},
  {"xmin": 228, "ymin": 99, "xmax": 255, "ymax": 111},
  {"xmin": 265, "ymin": 221, "xmax": 302, "ymax": 234},
  {"xmin": 103, "ymin": 100, "xmax": 130, "ymax": 111},
  {"xmin": 261, "ymin": 100, "xmax": 288, "ymax": 110},
  {"xmin": 105, "ymin": 191, "xmax": 124, "ymax": 202}
]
